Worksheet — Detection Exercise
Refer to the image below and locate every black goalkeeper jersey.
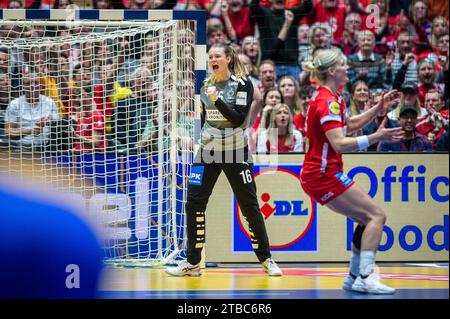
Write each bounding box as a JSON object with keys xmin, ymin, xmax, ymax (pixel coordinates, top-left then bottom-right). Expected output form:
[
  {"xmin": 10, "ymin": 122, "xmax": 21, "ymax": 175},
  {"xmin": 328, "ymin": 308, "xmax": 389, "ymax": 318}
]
[{"xmin": 199, "ymin": 75, "xmax": 253, "ymax": 151}]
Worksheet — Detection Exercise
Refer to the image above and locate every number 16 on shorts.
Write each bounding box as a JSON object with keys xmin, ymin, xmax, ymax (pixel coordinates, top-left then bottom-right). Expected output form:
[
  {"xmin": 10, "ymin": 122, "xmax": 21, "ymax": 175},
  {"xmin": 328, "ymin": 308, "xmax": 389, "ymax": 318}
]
[{"xmin": 240, "ymin": 169, "xmax": 253, "ymax": 184}]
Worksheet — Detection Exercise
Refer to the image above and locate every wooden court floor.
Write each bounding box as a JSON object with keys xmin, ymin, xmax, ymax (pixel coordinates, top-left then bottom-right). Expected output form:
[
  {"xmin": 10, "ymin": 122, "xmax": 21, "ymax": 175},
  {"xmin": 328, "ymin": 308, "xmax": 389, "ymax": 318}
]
[{"xmin": 98, "ymin": 263, "xmax": 448, "ymax": 299}]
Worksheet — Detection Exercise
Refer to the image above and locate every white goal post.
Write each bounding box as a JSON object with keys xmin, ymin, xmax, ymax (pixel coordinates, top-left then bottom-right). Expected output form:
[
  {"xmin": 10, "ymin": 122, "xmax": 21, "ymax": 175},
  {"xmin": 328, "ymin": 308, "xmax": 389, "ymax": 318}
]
[{"xmin": 0, "ymin": 9, "xmax": 206, "ymax": 267}]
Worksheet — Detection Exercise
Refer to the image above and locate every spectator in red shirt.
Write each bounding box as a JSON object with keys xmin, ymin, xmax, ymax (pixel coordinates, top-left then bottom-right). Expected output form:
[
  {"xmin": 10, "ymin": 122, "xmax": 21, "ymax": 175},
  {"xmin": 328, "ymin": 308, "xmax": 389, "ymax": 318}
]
[
  {"xmin": 309, "ymin": 0, "xmax": 346, "ymax": 42},
  {"xmin": 279, "ymin": 75, "xmax": 303, "ymax": 115},
  {"xmin": 94, "ymin": 60, "xmax": 132, "ymax": 136},
  {"xmin": 249, "ymin": 87, "xmax": 283, "ymax": 152},
  {"xmin": 386, "ymin": 9, "xmax": 411, "ymax": 40},
  {"xmin": 416, "ymin": 89, "xmax": 449, "ymax": 147},
  {"xmin": 211, "ymin": 0, "xmax": 255, "ymax": 43},
  {"xmin": 73, "ymin": 88, "xmax": 107, "ymax": 152},
  {"xmin": 94, "ymin": 63, "xmax": 115, "ymax": 119},
  {"xmin": 259, "ymin": 0, "xmax": 271, "ymax": 7},
  {"xmin": 257, "ymin": 103, "xmax": 303, "ymax": 152},
  {"xmin": 410, "ymin": 0, "xmax": 432, "ymax": 43},
  {"xmin": 285, "ymin": 0, "xmax": 301, "ymax": 8},
  {"xmin": 427, "ymin": 0, "xmax": 449, "ymax": 20},
  {"xmin": 340, "ymin": 12, "xmax": 362, "ymax": 55},
  {"xmin": 417, "ymin": 58, "xmax": 444, "ymax": 107},
  {"xmin": 293, "ymin": 84, "xmax": 315, "ymax": 135},
  {"xmin": 255, "ymin": 87, "xmax": 284, "ymax": 131},
  {"xmin": 257, "ymin": 59, "xmax": 277, "ymax": 96},
  {"xmin": 309, "ymin": 0, "xmax": 366, "ymax": 42}
]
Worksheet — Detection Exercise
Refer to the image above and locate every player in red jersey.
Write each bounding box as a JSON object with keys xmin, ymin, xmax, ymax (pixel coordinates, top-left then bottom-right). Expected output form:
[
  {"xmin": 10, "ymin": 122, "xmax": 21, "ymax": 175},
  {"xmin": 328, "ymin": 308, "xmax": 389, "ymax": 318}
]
[
  {"xmin": 74, "ymin": 89, "xmax": 107, "ymax": 152},
  {"xmin": 301, "ymin": 49, "xmax": 404, "ymax": 294},
  {"xmin": 416, "ymin": 89, "xmax": 449, "ymax": 148}
]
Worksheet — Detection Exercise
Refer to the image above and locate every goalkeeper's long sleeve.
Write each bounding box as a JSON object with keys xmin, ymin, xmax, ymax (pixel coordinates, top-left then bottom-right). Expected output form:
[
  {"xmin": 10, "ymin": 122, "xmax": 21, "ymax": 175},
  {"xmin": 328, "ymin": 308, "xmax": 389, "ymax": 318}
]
[{"xmin": 213, "ymin": 78, "xmax": 253, "ymax": 127}]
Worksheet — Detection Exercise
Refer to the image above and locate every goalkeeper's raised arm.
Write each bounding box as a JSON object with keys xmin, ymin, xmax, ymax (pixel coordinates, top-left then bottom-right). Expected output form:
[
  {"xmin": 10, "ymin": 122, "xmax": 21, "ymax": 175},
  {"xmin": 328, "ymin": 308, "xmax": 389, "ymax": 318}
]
[{"xmin": 202, "ymin": 65, "xmax": 253, "ymax": 127}]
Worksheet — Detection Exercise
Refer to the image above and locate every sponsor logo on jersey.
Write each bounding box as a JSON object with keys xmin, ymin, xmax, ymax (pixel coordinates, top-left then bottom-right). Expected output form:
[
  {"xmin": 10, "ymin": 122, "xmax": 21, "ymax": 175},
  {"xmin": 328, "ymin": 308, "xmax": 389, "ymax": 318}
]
[
  {"xmin": 233, "ymin": 164, "xmax": 318, "ymax": 252},
  {"xmin": 335, "ymin": 172, "xmax": 353, "ymax": 187},
  {"xmin": 188, "ymin": 165, "xmax": 205, "ymax": 186},
  {"xmin": 328, "ymin": 100, "xmax": 341, "ymax": 115},
  {"xmin": 320, "ymin": 191, "xmax": 335, "ymax": 203},
  {"xmin": 226, "ymin": 88, "xmax": 236, "ymax": 101},
  {"xmin": 206, "ymin": 109, "xmax": 227, "ymax": 121},
  {"xmin": 236, "ymin": 91, "xmax": 247, "ymax": 106}
]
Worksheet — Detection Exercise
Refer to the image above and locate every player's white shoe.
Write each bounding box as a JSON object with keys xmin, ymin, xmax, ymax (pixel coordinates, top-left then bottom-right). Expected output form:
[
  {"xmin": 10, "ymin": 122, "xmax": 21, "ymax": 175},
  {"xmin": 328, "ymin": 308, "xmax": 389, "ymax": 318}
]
[
  {"xmin": 262, "ymin": 258, "xmax": 283, "ymax": 276},
  {"xmin": 342, "ymin": 274, "xmax": 356, "ymax": 291},
  {"xmin": 352, "ymin": 274, "xmax": 396, "ymax": 294},
  {"xmin": 165, "ymin": 260, "xmax": 201, "ymax": 277}
]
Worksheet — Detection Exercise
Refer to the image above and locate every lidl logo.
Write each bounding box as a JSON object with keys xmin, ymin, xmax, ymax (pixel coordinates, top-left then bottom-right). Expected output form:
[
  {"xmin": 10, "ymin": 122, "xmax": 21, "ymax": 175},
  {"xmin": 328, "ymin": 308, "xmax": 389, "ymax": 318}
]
[
  {"xmin": 328, "ymin": 100, "xmax": 340, "ymax": 115},
  {"xmin": 233, "ymin": 164, "xmax": 318, "ymax": 252}
]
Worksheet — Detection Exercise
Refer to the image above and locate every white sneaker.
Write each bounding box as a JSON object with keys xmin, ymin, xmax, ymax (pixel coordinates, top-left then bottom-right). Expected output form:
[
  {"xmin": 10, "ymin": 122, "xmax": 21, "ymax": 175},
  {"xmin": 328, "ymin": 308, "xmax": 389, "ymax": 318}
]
[
  {"xmin": 352, "ymin": 274, "xmax": 396, "ymax": 294},
  {"xmin": 342, "ymin": 274, "xmax": 356, "ymax": 291},
  {"xmin": 262, "ymin": 258, "xmax": 283, "ymax": 276},
  {"xmin": 165, "ymin": 260, "xmax": 201, "ymax": 277}
]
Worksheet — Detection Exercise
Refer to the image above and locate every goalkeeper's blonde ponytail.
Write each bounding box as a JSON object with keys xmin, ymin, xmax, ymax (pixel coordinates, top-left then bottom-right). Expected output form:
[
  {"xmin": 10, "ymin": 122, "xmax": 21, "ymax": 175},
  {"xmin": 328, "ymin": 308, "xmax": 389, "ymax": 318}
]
[
  {"xmin": 205, "ymin": 43, "xmax": 247, "ymax": 86},
  {"xmin": 301, "ymin": 49, "xmax": 343, "ymax": 84}
]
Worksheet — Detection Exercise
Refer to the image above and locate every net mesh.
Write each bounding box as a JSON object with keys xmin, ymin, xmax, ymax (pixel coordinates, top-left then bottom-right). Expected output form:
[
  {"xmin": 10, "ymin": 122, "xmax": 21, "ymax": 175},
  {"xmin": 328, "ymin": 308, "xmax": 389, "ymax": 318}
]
[{"xmin": 0, "ymin": 19, "xmax": 197, "ymax": 266}]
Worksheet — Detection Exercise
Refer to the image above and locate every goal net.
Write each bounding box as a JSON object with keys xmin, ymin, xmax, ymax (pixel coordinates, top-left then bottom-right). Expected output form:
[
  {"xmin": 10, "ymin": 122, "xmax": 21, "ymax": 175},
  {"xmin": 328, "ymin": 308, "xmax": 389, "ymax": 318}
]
[{"xmin": 0, "ymin": 10, "xmax": 201, "ymax": 267}]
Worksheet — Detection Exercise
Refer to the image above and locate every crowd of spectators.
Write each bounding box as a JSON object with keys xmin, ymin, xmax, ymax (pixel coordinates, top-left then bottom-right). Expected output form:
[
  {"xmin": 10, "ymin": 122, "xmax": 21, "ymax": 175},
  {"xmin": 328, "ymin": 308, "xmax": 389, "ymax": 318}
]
[{"xmin": 0, "ymin": 0, "xmax": 448, "ymax": 154}]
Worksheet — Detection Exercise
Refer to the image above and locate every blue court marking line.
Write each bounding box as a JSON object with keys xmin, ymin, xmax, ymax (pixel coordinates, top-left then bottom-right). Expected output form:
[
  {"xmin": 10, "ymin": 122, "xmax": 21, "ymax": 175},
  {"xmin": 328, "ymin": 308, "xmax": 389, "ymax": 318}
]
[{"xmin": 98, "ymin": 289, "xmax": 449, "ymax": 299}]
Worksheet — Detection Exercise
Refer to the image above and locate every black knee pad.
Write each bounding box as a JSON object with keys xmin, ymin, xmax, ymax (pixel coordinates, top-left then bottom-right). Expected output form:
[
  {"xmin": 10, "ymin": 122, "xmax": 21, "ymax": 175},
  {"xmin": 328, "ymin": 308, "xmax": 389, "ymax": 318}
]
[{"xmin": 352, "ymin": 225, "xmax": 366, "ymax": 250}]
